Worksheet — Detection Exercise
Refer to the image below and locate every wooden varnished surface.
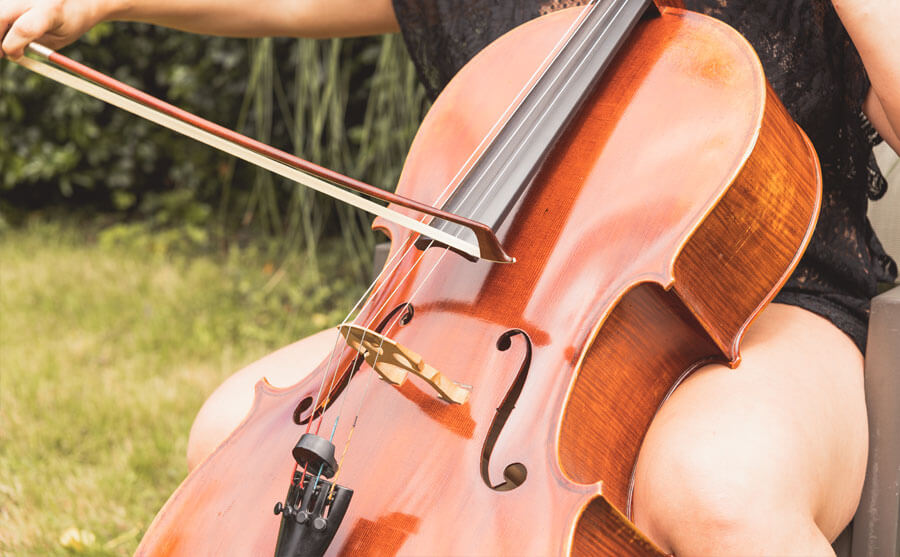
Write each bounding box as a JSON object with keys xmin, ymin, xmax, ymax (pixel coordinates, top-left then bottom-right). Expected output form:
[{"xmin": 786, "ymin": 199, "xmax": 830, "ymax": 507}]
[{"xmin": 137, "ymin": 6, "xmax": 819, "ymax": 556}]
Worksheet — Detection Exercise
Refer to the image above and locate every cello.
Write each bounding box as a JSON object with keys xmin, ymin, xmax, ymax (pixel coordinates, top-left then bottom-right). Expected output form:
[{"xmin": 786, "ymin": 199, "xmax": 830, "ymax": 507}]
[
  {"xmin": 18, "ymin": 0, "xmax": 822, "ymax": 554},
  {"xmin": 137, "ymin": 1, "xmax": 822, "ymax": 554}
]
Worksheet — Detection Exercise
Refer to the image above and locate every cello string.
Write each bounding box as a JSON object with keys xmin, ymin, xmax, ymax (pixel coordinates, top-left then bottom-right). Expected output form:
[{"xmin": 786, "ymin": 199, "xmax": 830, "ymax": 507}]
[
  {"xmin": 326, "ymin": 240, "xmax": 445, "ymax": 444},
  {"xmin": 312, "ymin": 243, "xmax": 433, "ymax": 437},
  {"xmin": 315, "ymin": 0, "xmax": 616, "ymax": 490},
  {"xmin": 321, "ymin": 0, "xmax": 613, "ymax": 438},
  {"xmin": 309, "ymin": 0, "xmax": 610, "ymax": 487},
  {"xmin": 290, "ymin": 236, "xmax": 428, "ymax": 483},
  {"xmin": 301, "ymin": 232, "xmax": 418, "ymax": 435},
  {"xmin": 305, "ymin": 0, "xmax": 601, "ymax": 440},
  {"xmin": 442, "ymin": 0, "xmax": 631, "ymax": 210},
  {"xmin": 314, "ymin": 0, "xmax": 617, "ymax": 492},
  {"xmin": 289, "ymin": 236, "xmax": 420, "ymax": 484},
  {"xmin": 325, "ymin": 0, "xmax": 636, "ymax": 484},
  {"xmin": 326, "ymin": 242, "xmax": 457, "ymax": 496}
]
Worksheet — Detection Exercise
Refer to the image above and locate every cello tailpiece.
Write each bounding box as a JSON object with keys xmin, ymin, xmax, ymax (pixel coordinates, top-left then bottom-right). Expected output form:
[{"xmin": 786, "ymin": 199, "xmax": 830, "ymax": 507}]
[{"xmin": 273, "ymin": 434, "xmax": 353, "ymax": 557}]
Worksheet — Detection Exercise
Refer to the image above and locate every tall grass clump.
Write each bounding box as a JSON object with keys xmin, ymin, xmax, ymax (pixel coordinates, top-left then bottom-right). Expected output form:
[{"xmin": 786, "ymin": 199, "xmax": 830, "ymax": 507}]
[{"xmin": 225, "ymin": 35, "xmax": 430, "ymax": 280}]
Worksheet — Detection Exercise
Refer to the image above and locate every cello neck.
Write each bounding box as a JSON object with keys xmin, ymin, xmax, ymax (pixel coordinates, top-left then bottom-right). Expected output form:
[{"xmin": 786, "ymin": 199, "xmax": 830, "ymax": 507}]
[{"xmin": 416, "ymin": 0, "xmax": 656, "ymax": 252}]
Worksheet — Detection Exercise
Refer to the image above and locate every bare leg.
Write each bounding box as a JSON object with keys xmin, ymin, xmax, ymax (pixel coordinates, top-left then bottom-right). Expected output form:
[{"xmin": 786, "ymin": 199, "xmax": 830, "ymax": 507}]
[
  {"xmin": 632, "ymin": 304, "xmax": 868, "ymax": 556},
  {"xmin": 186, "ymin": 327, "xmax": 340, "ymax": 470},
  {"xmin": 187, "ymin": 304, "xmax": 868, "ymax": 555}
]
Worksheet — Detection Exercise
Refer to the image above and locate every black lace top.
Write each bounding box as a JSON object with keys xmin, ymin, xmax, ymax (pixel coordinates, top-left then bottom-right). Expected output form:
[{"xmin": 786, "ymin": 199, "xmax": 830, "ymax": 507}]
[{"xmin": 392, "ymin": 0, "xmax": 898, "ymax": 352}]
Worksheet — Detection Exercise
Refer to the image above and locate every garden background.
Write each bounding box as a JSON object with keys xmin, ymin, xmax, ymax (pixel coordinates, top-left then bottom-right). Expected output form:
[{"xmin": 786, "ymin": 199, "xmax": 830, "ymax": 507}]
[{"xmin": 0, "ymin": 24, "xmax": 428, "ymax": 555}]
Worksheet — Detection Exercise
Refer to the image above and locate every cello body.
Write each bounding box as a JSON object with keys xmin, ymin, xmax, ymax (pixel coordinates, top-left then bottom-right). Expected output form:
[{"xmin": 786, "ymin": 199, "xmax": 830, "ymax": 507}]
[{"xmin": 137, "ymin": 5, "xmax": 821, "ymax": 555}]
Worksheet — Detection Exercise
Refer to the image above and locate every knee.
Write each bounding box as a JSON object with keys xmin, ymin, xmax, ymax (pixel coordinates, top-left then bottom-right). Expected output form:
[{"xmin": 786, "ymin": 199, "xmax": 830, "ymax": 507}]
[
  {"xmin": 186, "ymin": 369, "xmax": 258, "ymax": 470},
  {"xmin": 634, "ymin": 441, "xmax": 752, "ymax": 548},
  {"xmin": 633, "ymin": 439, "xmax": 831, "ymax": 556}
]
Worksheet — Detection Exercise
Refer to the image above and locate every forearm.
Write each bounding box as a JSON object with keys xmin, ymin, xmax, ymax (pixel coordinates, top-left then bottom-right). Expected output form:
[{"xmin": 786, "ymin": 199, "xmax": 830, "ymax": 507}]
[
  {"xmin": 1, "ymin": 0, "xmax": 397, "ymax": 59},
  {"xmin": 833, "ymin": 0, "xmax": 900, "ymax": 150},
  {"xmin": 106, "ymin": 0, "xmax": 398, "ymax": 38}
]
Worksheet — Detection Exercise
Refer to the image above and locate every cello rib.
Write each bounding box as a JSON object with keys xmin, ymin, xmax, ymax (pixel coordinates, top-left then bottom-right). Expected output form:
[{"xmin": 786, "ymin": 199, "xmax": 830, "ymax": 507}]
[{"xmin": 559, "ymin": 80, "xmax": 821, "ymax": 519}]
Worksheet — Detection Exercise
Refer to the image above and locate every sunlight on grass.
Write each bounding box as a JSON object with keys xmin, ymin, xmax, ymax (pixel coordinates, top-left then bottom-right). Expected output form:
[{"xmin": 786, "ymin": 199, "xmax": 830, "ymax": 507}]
[{"xmin": 0, "ymin": 221, "xmax": 363, "ymax": 555}]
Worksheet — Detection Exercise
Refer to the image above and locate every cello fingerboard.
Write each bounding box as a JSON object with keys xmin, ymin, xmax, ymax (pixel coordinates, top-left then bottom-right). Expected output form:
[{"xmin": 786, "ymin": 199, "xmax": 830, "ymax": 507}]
[{"xmin": 416, "ymin": 0, "xmax": 654, "ymax": 253}]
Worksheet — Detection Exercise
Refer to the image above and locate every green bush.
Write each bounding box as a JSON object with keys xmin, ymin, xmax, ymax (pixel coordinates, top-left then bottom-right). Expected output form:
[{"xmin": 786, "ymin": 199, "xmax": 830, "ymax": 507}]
[{"xmin": 0, "ymin": 24, "xmax": 429, "ymax": 261}]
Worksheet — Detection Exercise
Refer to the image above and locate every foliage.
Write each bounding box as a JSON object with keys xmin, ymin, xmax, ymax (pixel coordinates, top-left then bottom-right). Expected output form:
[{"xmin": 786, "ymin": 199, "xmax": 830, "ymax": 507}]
[
  {"xmin": 2, "ymin": 25, "xmax": 245, "ymax": 214},
  {"xmin": 0, "ymin": 25, "xmax": 429, "ymax": 273},
  {"xmin": 0, "ymin": 220, "xmax": 365, "ymax": 555},
  {"xmin": 0, "ymin": 23, "xmax": 429, "ymax": 557}
]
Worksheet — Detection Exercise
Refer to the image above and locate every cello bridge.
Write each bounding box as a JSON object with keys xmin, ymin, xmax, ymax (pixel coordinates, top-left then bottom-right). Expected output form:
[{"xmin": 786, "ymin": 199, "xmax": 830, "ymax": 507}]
[{"xmin": 338, "ymin": 324, "xmax": 471, "ymax": 404}]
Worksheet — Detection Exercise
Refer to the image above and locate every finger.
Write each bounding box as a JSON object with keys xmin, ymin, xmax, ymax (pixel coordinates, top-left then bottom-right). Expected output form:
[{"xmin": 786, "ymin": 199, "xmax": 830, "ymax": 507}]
[
  {"xmin": 0, "ymin": 1, "xmax": 28, "ymax": 58},
  {"xmin": 2, "ymin": 6, "xmax": 58, "ymax": 59}
]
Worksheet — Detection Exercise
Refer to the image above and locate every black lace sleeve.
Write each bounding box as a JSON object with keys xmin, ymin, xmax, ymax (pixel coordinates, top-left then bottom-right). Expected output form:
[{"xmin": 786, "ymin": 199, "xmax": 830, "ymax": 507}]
[{"xmin": 392, "ymin": 1, "xmax": 546, "ymax": 99}]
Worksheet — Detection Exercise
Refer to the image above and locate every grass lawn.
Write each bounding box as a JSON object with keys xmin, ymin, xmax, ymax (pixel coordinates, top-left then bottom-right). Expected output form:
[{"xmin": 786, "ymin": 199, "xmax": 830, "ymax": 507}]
[{"xmin": 0, "ymin": 220, "xmax": 363, "ymax": 555}]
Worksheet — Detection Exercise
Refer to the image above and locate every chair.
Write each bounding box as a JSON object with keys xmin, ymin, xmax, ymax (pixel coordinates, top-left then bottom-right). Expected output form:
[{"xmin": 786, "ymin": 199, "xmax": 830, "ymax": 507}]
[
  {"xmin": 833, "ymin": 141, "xmax": 899, "ymax": 557},
  {"xmin": 831, "ymin": 286, "xmax": 900, "ymax": 557}
]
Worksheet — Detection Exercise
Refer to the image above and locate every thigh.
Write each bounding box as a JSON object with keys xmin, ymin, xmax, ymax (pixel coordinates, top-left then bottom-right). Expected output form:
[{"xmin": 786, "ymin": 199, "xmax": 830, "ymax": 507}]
[
  {"xmin": 187, "ymin": 327, "xmax": 340, "ymax": 469},
  {"xmin": 632, "ymin": 303, "xmax": 868, "ymax": 555}
]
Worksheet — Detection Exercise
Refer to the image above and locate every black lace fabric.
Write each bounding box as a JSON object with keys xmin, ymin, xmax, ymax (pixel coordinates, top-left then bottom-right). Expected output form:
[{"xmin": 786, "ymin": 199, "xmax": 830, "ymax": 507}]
[{"xmin": 392, "ymin": 0, "xmax": 898, "ymax": 352}]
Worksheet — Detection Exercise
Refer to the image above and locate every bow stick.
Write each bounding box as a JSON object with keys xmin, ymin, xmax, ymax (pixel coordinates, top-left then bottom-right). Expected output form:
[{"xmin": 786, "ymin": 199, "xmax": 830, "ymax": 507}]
[{"xmin": 12, "ymin": 43, "xmax": 513, "ymax": 263}]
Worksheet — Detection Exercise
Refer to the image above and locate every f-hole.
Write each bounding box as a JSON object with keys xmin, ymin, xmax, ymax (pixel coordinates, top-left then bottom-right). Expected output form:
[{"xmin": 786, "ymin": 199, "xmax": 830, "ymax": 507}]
[
  {"xmin": 293, "ymin": 303, "xmax": 415, "ymax": 425},
  {"xmin": 376, "ymin": 303, "xmax": 415, "ymax": 330},
  {"xmin": 480, "ymin": 329, "xmax": 531, "ymax": 492}
]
